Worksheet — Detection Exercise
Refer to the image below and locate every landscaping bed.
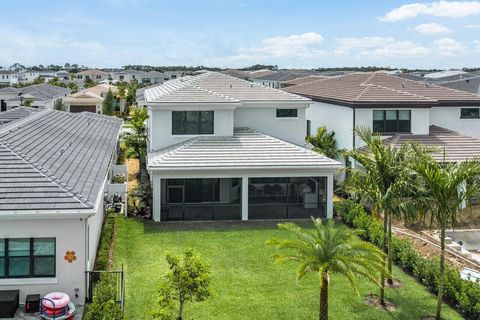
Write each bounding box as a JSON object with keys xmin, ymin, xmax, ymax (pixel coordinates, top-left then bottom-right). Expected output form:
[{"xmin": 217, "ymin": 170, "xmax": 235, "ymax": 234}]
[{"xmin": 113, "ymin": 217, "xmax": 463, "ymax": 319}]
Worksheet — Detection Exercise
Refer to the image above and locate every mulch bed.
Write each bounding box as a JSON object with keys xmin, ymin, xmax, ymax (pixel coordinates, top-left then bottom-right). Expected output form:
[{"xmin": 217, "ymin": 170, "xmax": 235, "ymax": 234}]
[{"xmin": 364, "ymin": 294, "xmax": 396, "ymax": 312}]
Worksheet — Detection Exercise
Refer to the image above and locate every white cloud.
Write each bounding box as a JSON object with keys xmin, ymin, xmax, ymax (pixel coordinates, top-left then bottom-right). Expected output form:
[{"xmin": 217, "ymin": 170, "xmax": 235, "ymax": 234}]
[
  {"xmin": 229, "ymin": 32, "xmax": 325, "ymax": 62},
  {"xmin": 432, "ymin": 37, "xmax": 467, "ymax": 56},
  {"xmin": 381, "ymin": 1, "xmax": 480, "ymax": 22},
  {"xmin": 465, "ymin": 24, "xmax": 480, "ymax": 29},
  {"xmin": 414, "ymin": 22, "xmax": 452, "ymax": 34},
  {"xmin": 334, "ymin": 37, "xmax": 430, "ymax": 57}
]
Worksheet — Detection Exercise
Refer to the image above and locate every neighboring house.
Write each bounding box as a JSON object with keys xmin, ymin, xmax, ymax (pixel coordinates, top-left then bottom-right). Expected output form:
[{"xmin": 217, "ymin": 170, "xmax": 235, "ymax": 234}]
[
  {"xmin": 110, "ymin": 69, "xmax": 146, "ymax": 83},
  {"xmin": 284, "ymin": 72, "xmax": 480, "ymax": 152},
  {"xmin": 281, "ymin": 75, "xmax": 328, "ymax": 88},
  {"xmin": 0, "ymin": 108, "xmax": 122, "ymax": 305},
  {"xmin": 0, "ymin": 70, "xmax": 22, "ymax": 87},
  {"xmin": 435, "ymin": 76, "xmax": 480, "ymax": 95},
  {"xmin": 64, "ymin": 84, "xmax": 123, "ymax": 113},
  {"xmin": 75, "ymin": 69, "xmax": 109, "ymax": 82},
  {"xmin": 0, "ymin": 106, "xmax": 40, "ymax": 125},
  {"xmin": 144, "ymin": 72, "xmax": 340, "ymax": 222},
  {"xmin": 423, "ymin": 70, "xmax": 476, "ymax": 82},
  {"xmin": 0, "ymin": 84, "xmax": 71, "ymax": 111},
  {"xmin": 220, "ymin": 69, "xmax": 250, "ymax": 80},
  {"xmin": 251, "ymin": 70, "xmax": 320, "ymax": 89}
]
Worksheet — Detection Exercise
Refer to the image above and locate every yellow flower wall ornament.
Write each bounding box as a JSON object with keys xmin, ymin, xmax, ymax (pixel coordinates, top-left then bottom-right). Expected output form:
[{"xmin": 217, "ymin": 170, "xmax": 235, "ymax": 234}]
[{"xmin": 64, "ymin": 251, "xmax": 77, "ymax": 263}]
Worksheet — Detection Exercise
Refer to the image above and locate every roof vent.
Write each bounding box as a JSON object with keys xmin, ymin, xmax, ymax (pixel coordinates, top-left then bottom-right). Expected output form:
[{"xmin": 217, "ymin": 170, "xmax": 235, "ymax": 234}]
[
  {"xmin": 59, "ymin": 148, "xmax": 65, "ymax": 155},
  {"xmin": 230, "ymin": 84, "xmax": 232, "ymax": 88},
  {"xmin": 401, "ymin": 83, "xmax": 405, "ymax": 88},
  {"xmin": 251, "ymin": 84, "xmax": 253, "ymax": 88},
  {"xmin": 425, "ymin": 84, "xmax": 429, "ymax": 88}
]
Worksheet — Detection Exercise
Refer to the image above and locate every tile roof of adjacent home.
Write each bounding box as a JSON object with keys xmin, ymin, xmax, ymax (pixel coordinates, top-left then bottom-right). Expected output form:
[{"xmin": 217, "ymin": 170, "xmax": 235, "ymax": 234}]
[
  {"xmin": 65, "ymin": 84, "xmax": 118, "ymax": 104},
  {"xmin": 148, "ymin": 127, "xmax": 341, "ymax": 172},
  {"xmin": 0, "ymin": 107, "xmax": 41, "ymax": 126},
  {"xmin": 380, "ymin": 126, "xmax": 480, "ymax": 163},
  {"xmin": 220, "ymin": 69, "xmax": 250, "ymax": 80},
  {"xmin": 144, "ymin": 72, "xmax": 310, "ymax": 104},
  {"xmin": 0, "ymin": 110, "xmax": 122, "ymax": 211},
  {"xmin": 436, "ymin": 76, "xmax": 480, "ymax": 95},
  {"xmin": 76, "ymin": 69, "xmax": 109, "ymax": 76},
  {"xmin": 284, "ymin": 72, "xmax": 480, "ymax": 107},
  {"xmin": 0, "ymin": 84, "xmax": 70, "ymax": 101},
  {"xmin": 281, "ymin": 75, "xmax": 329, "ymax": 87}
]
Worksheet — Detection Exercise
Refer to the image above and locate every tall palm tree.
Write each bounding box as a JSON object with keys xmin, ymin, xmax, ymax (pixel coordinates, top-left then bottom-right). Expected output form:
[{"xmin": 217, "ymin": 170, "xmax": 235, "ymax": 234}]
[
  {"xmin": 343, "ymin": 126, "xmax": 413, "ymax": 303},
  {"xmin": 268, "ymin": 219, "xmax": 386, "ymax": 320},
  {"xmin": 409, "ymin": 152, "xmax": 480, "ymax": 320}
]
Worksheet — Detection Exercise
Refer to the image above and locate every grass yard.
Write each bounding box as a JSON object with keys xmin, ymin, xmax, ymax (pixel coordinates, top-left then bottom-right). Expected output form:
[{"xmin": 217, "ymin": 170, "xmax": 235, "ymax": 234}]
[{"xmin": 114, "ymin": 217, "xmax": 463, "ymax": 320}]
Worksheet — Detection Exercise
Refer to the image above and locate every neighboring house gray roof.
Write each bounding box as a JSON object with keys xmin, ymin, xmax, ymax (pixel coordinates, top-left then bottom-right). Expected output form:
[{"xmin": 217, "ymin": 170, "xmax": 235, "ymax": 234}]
[
  {"xmin": 148, "ymin": 127, "xmax": 341, "ymax": 172},
  {"xmin": 436, "ymin": 76, "xmax": 480, "ymax": 95},
  {"xmin": 423, "ymin": 70, "xmax": 474, "ymax": 81},
  {"xmin": 380, "ymin": 126, "xmax": 480, "ymax": 163},
  {"xmin": 144, "ymin": 72, "xmax": 310, "ymax": 104},
  {"xmin": 0, "ymin": 107, "xmax": 41, "ymax": 126},
  {"xmin": 0, "ymin": 87, "xmax": 21, "ymax": 93},
  {"xmin": 1, "ymin": 84, "xmax": 70, "ymax": 102},
  {"xmin": 253, "ymin": 70, "xmax": 316, "ymax": 82},
  {"xmin": 0, "ymin": 110, "xmax": 122, "ymax": 211}
]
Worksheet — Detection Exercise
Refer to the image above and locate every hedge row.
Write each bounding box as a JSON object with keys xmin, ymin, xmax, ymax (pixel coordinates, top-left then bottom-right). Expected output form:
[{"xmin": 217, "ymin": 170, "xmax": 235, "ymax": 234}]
[
  {"xmin": 335, "ymin": 199, "xmax": 480, "ymax": 319},
  {"xmin": 94, "ymin": 211, "xmax": 116, "ymax": 270}
]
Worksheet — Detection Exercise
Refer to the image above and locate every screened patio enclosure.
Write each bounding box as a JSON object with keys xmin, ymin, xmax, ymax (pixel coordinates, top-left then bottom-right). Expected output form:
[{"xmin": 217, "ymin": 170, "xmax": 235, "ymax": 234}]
[{"xmin": 159, "ymin": 176, "xmax": 327, "ymax": 221}]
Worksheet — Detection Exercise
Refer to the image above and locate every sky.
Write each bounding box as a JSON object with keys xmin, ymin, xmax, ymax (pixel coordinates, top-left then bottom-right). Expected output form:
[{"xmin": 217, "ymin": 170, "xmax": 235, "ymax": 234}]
[{"xmin": 1, "ymin": 0, "xmax": 480, "ymax": 69}]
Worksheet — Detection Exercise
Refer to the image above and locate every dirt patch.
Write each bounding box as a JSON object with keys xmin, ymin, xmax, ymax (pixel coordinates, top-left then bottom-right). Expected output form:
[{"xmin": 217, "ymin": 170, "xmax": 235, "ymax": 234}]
[
  {"xmin": 126, "ymin": 158, "xmax": 139, "ymax": 190},
  {"xmin": 385, "ymin": 279, "xmax": 403, "ymax": 289},
  {"xmin": 107, "ymin": 217, "xmax": 117, "ymax": 271},
  {"xmin": 364, "ymin": 294, "xmax": 396, "ymax": 312}
]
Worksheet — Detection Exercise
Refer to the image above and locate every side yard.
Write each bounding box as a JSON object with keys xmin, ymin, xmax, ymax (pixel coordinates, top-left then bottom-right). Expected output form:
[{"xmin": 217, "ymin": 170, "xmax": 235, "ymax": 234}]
[{"xmin": 113, "ymin": 217, "xmax": 463, "ymax": 320}]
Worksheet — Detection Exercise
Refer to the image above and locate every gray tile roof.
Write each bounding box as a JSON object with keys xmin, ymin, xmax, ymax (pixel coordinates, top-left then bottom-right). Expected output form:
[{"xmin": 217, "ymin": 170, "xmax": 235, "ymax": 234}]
[
  {"xmin": 0, "ymin": 110, "xmax": 122, "ymax": 211},
  {"xmin": 148, "ymin": 127, "xmax": 341, "ymax": 172},
  {"xmin": 436, "ymin": 76, "xmax": 480, "ymax": 95},
  {"xmin": 380, "ymin": 125, "xmax": 480, "ymax": 163},
  {"xmin": 0, "ymin": 107, "xmax": 41, "ymax": 126},
  {"xmin": 144, "ymin": 72, "xmax": 310, "ymax": 104},
  {"xmin": 0, "ymin": 84, "xmax": 70, "ymax": 102}
]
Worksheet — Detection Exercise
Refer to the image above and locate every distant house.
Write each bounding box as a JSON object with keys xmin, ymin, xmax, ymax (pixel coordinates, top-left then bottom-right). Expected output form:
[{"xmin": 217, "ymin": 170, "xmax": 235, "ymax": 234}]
[
  {"xmin": 0, "ymin": 84, "xmax": 71, "ymax": 111},
  {"xmin": 64, "ymin": 84, "xmax": 124, "ymax": 113},
  {"xmin": 0, "ymin": 70, "xmax": 22, "ymax": 87},
  {"xmin": 436, "ymin": 76, "xmax": 480, "ymax": 95},
  {"xmin": 143, "ymin": 72, "xmax": 340, "ymax": 222},
  {"xmin": 0, "ymin": 108, "xmax": 123, "ymax": 305},
  {"xmin": 251, "ymin": 70, "xmax": 321, "ymax": 89},
  {"xmin": 111, "ymin": 69, "xmax": 185, "ymax": 84},
  {"xmin": 75, "ymin": 69, "xmax": 109, "ymax": 82},
  {"xmin": 284, "ymin": 72, "xmax": 480, "ymax": 153},
  {"xmin": 281, "ymin": 75, "xmax": 328, "ymax": 88}
]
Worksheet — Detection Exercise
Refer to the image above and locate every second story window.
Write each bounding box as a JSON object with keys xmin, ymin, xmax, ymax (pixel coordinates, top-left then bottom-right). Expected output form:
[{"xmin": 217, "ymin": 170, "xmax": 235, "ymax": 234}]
[
  {"xmin": 276, "ymin": 109, "xmax": 298, "ymax": 118},
  {"xmin": 373, "ymin": 110, "xmax": 411, "ymax": 134},
  {"xmin": 460, "ymin": 108, "xmax": 480, "ymax": 119},
  {"xmin": 172, "ymin": 111, "xmax": 214, "ymax": 135}
]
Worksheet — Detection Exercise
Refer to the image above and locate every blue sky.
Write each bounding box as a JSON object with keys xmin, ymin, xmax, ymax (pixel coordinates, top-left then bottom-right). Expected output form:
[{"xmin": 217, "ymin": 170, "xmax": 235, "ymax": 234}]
[{"xmin": 1, "ymin": 0, "xmax": 479, "ymax": 69}]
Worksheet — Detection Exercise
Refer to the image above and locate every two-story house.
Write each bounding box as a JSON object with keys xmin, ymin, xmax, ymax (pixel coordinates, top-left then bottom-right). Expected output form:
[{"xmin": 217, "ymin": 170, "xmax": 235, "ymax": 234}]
[
  {"xmin": 284, "ymin": 72, "xmax": 480, "ymax": 153},
  {"xmin": 143, "ymin": 72, "xmax": 341, "ymax": 222},
  {"xmin": 0, "ymin": 84, "xmax": 71, "ymax": 111},
  {"xmin": 75, "ymin": 69, "xmax": 109, "ymax": 82}
]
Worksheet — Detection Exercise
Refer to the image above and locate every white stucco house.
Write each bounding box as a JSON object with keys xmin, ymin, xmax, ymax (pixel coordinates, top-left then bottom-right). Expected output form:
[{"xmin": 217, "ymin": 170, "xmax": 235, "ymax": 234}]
[
  {"xmin": 0, "ymin": 108, "xmax": 122, "ymax": 305},
  {"xmin": 284, "ymin": 72, "xmax": 480, "ymax": 152},
  {"xmin": 143, "ymin": 72, "xmax": 341, "ymax": 222},
  {"xmin": 0, "ymin": 71, "xmax": 22, "ymax": 87},
  {"xmin": 0, "ymin": 84, "xmax": 71, "ymax": 112}
]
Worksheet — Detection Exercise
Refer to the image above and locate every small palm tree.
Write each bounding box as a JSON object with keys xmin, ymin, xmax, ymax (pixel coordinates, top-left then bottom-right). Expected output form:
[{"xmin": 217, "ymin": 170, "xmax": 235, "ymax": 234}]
[
  {"xmin": 410, "ymin": 153, "xmax": 480, "ymax": 320},
  {"xmin": 306, "ymin": 126, "xmax": 342, "ymax": 160},
  {"xmin": 268, "ymin": 219, "xmax": 386, "ymax": 320},
  {"xmin": 343, "ymin": 126, "xmax": 413, "ymax": 303}
]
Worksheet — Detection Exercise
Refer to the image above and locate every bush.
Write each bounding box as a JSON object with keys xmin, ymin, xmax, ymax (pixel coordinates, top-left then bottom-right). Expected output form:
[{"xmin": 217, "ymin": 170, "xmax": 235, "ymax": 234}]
[
  {"xmin": 94, "ymin": 214, "xmax": 115, "ymax": 270},
  {"xmin": 83, "ymin": 275, "xmax": 123, "ymax": 320},
  {"xmin": 335, "ymin": 199, "xmax": 480, "ymax": 320}
]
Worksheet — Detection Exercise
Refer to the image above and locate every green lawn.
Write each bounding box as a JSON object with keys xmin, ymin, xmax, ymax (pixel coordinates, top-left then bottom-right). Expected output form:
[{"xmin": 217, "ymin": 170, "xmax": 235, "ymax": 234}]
[{"xmin": 114, "ymin": 217, "xmax": 463, "ymax": 320}]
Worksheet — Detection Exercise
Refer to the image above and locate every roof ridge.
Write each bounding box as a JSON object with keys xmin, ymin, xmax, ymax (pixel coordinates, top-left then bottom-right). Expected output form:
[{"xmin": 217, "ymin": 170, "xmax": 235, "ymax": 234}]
[{"xmin": 0, "ymin": 137, "xmax": 93, "ymax": 208}]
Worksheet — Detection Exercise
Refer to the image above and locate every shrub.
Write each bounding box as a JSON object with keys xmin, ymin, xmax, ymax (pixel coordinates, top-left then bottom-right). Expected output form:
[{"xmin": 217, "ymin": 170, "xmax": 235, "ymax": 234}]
[
  {"xmin": 83, "ymin": 275, "xmax": 123, "ymax": 320},
  {"xmin": 335, "ymin": 199, "xmax": 480, "ymax": 320},
  {"xmin": 94, "ymin": 214, "xmax": 115, "ymax": 270}
]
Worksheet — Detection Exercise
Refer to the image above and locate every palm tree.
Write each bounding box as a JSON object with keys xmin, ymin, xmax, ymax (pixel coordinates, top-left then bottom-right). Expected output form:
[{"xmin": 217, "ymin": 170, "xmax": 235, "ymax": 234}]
[
  {"xmin": 268, "ymin": 219, "xmax": 386, "ymax": 320},
  {"xmin": 343, "ymin": 126, "xmax": 413, "ymax": 303},
  {"xmin": 306, "ymin": 126, "xmax": 342, "ymax": 160},
  {"xmin": 409, "ymin": 152, "xmax": 480, "ymax": 320}
]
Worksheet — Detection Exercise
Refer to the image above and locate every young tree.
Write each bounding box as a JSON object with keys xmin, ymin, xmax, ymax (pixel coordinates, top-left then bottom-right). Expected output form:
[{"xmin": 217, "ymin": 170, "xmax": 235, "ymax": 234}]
[
  {"xmin": 268, "ymin": 219, "xmax": 386, "ymax": 320},
  {"xmin": 122, "ymin": 106, "xmax": 148, "ymax": 158},
  {"xmin": 153, "ymin": 248, "xmax": 211, "ymax": 320},
  {"xmin": 53, "ymin": 99, "xmax": 66, "ymax": 111},
  {"xmin": 410, "ymin": 152, "xmax": 480, "ymax": 320},
  {"xmin": 83, "ymin": 275, "xmax": 123, "ymax": 320},
  {"xmin": 84, "ymin": 77, "xmax": 97, "ymax": 88},
  {"xmin": 68, "ymin": 82, "xmax": 78, "ymax": 94},
  {"xmin": 102, "ymin": 90, "xmax": 115, "ymax": 116},
  {"xmin": 343, "ymin": 126, "xmax": 413, "ymax": 303},
  {"xmin": 306, "ymin": 126, "xmax": 342, "ymax": 160}
]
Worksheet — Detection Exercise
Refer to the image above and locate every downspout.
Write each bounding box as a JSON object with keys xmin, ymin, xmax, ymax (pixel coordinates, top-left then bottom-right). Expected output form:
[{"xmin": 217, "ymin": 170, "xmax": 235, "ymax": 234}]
[{"xmin": 352, "ymin": 106, "xmax": 356, "ymax": 149}]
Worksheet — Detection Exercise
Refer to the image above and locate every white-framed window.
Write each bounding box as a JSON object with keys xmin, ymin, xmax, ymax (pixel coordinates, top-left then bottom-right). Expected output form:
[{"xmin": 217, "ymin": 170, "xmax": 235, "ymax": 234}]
[{"xmin": 276, "ymin": 109, "xmax": 298, "ymax": 118}]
